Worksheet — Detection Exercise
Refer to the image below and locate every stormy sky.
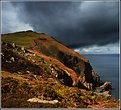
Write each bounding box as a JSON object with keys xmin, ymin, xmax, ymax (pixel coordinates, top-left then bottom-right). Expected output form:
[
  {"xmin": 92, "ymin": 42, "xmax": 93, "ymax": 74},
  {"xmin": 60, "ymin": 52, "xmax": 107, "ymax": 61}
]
[{"xmin": 2, "ymin": 1, "xmax": 119, "ymax": 54}]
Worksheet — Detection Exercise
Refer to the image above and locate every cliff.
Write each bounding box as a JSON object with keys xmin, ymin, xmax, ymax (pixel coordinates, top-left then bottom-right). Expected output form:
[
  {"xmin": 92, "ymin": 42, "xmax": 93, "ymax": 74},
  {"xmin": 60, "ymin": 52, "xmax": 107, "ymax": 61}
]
[{"xmin": 1, "ymin": 31, "xmax": 119, "ymax": 108}]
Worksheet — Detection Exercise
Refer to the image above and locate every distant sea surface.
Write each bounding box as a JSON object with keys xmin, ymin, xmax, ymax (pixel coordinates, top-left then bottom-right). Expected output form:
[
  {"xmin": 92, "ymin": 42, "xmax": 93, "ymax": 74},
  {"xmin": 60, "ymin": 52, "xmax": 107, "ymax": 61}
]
[{"xmin": 82, "ymin": 54, "xmax": 119, "ymax": 99}]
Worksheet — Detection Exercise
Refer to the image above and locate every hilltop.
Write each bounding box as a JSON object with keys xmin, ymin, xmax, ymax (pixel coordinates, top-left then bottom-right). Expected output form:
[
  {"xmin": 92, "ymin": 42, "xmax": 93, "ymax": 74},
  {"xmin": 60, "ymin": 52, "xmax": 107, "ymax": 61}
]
[{"xmin": 1, "ymin": 30, "xmax": 119, "ymax": 108}]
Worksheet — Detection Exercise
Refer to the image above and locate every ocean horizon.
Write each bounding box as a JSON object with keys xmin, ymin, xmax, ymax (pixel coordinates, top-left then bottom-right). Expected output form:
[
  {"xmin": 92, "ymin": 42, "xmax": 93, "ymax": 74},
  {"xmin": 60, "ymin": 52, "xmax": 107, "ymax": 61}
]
[{"xmin": 81, "ymin": 54, "xmax": 119, "ymax": 99}]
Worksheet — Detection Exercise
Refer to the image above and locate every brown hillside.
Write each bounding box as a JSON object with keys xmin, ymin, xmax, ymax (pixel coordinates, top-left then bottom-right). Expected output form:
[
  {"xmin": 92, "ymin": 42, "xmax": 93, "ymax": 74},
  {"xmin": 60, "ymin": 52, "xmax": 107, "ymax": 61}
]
[
  {"xmin": 2, "ymin": 31, "xmax": 100, "ymax": 89},
  {"xmin": 1, "ymin": 31, "xmax": 118, "ymax": 108}
]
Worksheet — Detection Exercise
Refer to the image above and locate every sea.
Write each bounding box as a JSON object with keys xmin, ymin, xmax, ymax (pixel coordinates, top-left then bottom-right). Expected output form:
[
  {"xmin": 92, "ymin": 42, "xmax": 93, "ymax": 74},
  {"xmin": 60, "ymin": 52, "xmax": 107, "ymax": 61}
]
[{"xmin": 82, "ymin": 54, "xmax": 119, "ymax": 99}]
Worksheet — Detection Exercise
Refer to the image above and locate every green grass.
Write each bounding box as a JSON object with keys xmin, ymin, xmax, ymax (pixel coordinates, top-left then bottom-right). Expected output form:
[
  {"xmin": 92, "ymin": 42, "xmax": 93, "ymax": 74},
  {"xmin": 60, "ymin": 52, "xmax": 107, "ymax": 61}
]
[
  {"xmin": 2, "ymin": 31, "xmax": 40, "ymax": 48},
  {"xmin": 1, "ymin": 71, "xmax": 6, "ymax": 74}
]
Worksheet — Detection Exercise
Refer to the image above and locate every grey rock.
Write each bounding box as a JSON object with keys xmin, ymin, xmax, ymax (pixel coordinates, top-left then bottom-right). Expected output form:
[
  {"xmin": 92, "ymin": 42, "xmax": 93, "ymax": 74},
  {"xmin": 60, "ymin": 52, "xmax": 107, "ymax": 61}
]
[{"xmin": 96, "ymin": 81, "xmax": 112, "ymax": 92}]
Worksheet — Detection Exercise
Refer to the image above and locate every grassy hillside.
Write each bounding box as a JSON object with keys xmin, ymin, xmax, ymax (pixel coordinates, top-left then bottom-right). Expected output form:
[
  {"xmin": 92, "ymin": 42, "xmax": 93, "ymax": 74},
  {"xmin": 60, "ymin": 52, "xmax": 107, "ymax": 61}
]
[
  {"xmin": 2, "ymin": 31, "xmax": 96, "ymax": 89},
  {"xmin": 2, "ymin": 31, "xmax": 40, "ymax": 48},
  {"xmin": 1, "ymin": 31, "xmax": 119, "ymax": 108},
  {"xmin": 2, "ymin": 30, "xmax": 88, "ymax": 61}
]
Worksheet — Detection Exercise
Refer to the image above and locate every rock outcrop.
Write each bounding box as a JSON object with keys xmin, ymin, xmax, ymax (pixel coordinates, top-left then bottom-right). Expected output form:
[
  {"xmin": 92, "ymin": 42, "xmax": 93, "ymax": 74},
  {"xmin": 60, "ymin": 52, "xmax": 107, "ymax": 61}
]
[{"xmin": 95, "ymin": 82, "xmax": 112, "ymax": 92}]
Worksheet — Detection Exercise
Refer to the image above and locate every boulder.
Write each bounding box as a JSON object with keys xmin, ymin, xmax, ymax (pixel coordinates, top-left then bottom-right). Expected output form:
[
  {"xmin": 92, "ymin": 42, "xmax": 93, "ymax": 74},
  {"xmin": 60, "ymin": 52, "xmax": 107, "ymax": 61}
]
[
  {"xmin": 94, "ymin": 91, "xmax": 111, "ymax": 99},
  {"xmin": 27, "ymin": 98, "xmax": 59, "ymax": 104},
  {"xmin": 96, "ymin": 81, "xmax": 112, "ymax": 92}
]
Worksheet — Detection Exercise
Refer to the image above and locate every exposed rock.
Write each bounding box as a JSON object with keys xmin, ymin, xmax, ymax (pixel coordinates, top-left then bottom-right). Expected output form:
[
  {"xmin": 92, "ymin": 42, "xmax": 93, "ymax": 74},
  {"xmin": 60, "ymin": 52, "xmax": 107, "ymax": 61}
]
[
  {"xmin": 21, "ymin": 47, "xmax": 25, "ymax": 51},
  {"xmin": 18, "ymin": 72, "xmax": 22, "ymax": 74},
  {"xmin": 24, "ymin": 53, "xmax": 30, "ymax": 56},
  {"xmin": 12, "ymin": 43, "xmax": 15, "ymax": 48},
  {"xmin": 32, "ymin": 59, "xmax": 36, "ymax": 63},
  {"xmin": 1, "ymin": 52, "xmax": 3, "ymax": 56},
  {"xmin": 33, "ymin": 75, "xmax": 37, "ymax": 78},
  {"xmin": 96, "ymin": 81, "xmax": 112, "ymax": 92},
  {"xmin": 94, "ymin": 91, "xmax": 111, "ymax": 99},
  {"xmin": 27, "ymin": 98, "xmax": 59, "ymax": 104},
  {"xmin": 33, "ymin": 54, "xmax": 36, "ymax": 56},
  {"xmin": 26, "ymin": 71, "xmax": 30, "ymax": 74},
  {"xmin": 10, "ymin": 57, "xmax": 15, "ymax": 62},
  {"xmin": 57, "ymin": 51, "xmax": 101, "ymax": 89}
]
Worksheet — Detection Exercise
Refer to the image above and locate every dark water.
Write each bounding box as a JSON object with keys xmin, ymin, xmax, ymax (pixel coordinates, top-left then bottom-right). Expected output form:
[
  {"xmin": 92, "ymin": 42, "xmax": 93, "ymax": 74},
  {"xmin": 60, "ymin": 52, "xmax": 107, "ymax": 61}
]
[{"xmin": 82, "ymin": 54, "xmax": 119, "ymax": 99}]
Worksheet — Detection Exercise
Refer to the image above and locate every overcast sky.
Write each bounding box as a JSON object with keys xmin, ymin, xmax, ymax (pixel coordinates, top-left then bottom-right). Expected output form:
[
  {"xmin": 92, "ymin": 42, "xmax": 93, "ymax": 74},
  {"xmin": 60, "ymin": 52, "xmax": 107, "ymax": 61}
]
[{"xmin": 1, "ymin": 1, "xmax": 119, "ymax": 54}]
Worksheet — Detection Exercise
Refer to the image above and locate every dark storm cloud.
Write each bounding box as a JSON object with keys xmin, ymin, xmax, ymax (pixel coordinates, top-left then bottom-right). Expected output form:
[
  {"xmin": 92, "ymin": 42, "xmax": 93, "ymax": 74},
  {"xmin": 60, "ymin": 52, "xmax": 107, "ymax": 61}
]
[{"xmin": 12, "ymin": 1, "xmax": 119, "ymax": 48}]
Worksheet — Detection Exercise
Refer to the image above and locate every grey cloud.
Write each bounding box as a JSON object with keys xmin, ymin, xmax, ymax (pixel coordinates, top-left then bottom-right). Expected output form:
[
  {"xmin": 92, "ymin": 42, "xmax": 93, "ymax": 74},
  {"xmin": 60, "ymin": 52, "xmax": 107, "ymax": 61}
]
[
  {"xmin": 2, "ymin": 2, "xmax": 33, "ymax": 34},
  {"xmin": 6, "ymin": 1, "xmax": 119, "ymax": 48}
]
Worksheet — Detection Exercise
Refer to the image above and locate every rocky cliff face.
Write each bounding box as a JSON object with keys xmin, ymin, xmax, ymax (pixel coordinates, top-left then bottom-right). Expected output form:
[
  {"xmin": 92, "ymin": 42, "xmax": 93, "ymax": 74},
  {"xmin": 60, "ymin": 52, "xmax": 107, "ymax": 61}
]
[
  {"xmin": 1, "ymin": 31, "xmax": 101, "ymax": 90},
  {"xmin": 1, "ymin": 31, "xmax": 117, "ymax": 108},
  {"xmin": 31, "ymin": 33, "xmax": 101, "ymax": 90}
]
